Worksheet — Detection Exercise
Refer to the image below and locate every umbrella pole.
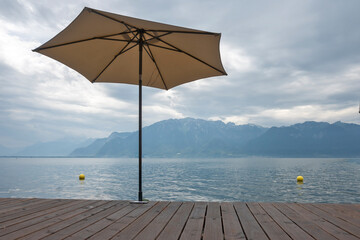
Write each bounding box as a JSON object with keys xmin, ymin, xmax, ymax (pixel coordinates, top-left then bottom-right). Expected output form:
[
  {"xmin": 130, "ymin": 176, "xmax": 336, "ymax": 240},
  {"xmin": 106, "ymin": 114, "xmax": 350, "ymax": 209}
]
[{"xmin": 138, "ymin": 30, "xmax": 143, "ymax": 202}]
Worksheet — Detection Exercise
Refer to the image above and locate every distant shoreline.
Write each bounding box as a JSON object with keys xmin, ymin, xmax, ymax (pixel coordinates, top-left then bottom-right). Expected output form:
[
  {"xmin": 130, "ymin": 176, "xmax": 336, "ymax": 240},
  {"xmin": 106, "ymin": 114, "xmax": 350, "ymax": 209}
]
[{"xmin": 1, "ymin": 155, "xmax": 360, "ymax": 159}]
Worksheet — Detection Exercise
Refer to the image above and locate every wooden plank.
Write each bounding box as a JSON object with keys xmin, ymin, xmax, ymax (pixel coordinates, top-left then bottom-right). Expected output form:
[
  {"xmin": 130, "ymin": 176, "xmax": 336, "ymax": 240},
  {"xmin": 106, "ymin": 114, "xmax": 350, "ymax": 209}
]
[
  {"xmin": 203, "ymin": 202, "xmax": 223, "ymax": 240},
  {"xmin": 0, "ymin": 198, "xmax": 31, "ymax": 208},
  {"xmin": 64, "ymin": 202, "xmax": 136, "ymax": 239},
  {"xmin": 0, "ymin": 198, "xmax": 53, "ymax": 212},
  {"xmin": 0, "ymin": 198, "xmax": 64, "ymax": 223},
  {"xmin": 0, "ymin": 198, "xmax": 359, "ymax": 240},
  {"xmin": 156, "ymin": 202, "xmax": 194, "ymax": 240},
  {"xmin": 0, "ymin": 200, "xmax": 100, "ymax": 239},
  {"xmin": 0, "ymin": 200, "xmax": 106, "ymax": 239},
  {"xmin": 0, "ymin": 198, "xmax": 25, "ymax": 206},
  {"xmin": 332, "ymin": 204, "xmax": 360, "ymax": 214},
  {"xmin": 0, "ymin": 198, "xmax": 11, "ymax": 201},
  {"xmin": 259, "ymin": 203, "xmax": 313, "ymax": 240},
  {"xmin": 300, "ymin": 203, "xmax": 360, "ymax": 238},
  {"xmin": 0, "ymin": 198, "xmax": 36, "ymax": 209},
  {"xmin": 288, "ymin": 203, "xmax": 359, "ymax": 240},
  {"xmin": 221, "ymin": 202, "xmax": 246, "ymax": 240},
  {"xmin": 273, "ymin": 203, "xmax": 337, "ymax": 240},
  {"xmin": 323, "ymin": 204, "xmax": 360, "ymax": 216},
  {"xmin": 133, "ymin": 202, "xmax": 182, "ymax": 240},
  {"xmin": 247, "ymin": 202, "xmax": 291, "ymax": 240},
  {"xmin": 312, "ymin": 203, "xmax": 360, "ymax": 227},
  {"xmin": 41, "ymin": 200, "xmax": 128, "ymax": 240},
  {"xmin": 0, "ymin": 199, "xmax": 77, "ymax": 227},
  {"xmin": 0, "ymin": 198, "xmax": 47, "ymax": 214},
  {"xmin": 112, "ymin": 201, "xmax": 170, "ymax": 240},
  {"xmin": 87, "ymin": 201, "xmax": 157, "ymax": 240},
  {"xmin": 234, "ymin": 202, "xmax": 268, "ymax": 240},
  {"xmin": 320, "ymin": 203, "xmax": 360, "ymax": 215}
]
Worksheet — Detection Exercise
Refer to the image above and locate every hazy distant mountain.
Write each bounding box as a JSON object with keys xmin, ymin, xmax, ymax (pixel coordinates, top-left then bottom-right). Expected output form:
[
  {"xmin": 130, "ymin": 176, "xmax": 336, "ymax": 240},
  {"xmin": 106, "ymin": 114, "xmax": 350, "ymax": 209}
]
[
  {"xmin": 244, "ymin": 121, "xmax": 360, "ymax": 157},
  {"xmin": 70, "ymin": 132, "xmax": 132, "ymax": 157},
  {"xmin": 15, "ymin": 138, "xmax": 94, "ymax": 157},
  {"xmin": 0, "ymin": 145, "xmax": 19, "ymax": 156},
  {"xmin": 70, "ymin": 118, "xmax": 360, "ymax": 157},
  {"xmin": 71, "ymin": 118, "xmax": 267, "ymax": 157},
  {"xmin": 4, "ymin": 118, "xmax": 360, "ymax": 157}
]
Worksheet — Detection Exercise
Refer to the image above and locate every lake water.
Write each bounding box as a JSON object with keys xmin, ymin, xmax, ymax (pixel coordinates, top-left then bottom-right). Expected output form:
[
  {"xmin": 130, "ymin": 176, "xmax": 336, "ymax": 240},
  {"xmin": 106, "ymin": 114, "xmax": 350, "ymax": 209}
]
[{"xmin": 0, "ymin": 157, "xmax": 359, "ymax": 203}]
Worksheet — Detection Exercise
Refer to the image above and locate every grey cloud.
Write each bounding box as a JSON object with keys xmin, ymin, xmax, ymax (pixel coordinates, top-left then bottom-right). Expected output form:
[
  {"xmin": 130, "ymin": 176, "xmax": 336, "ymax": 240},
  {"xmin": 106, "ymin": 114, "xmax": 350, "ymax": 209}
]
[
  {"xmin": 1, "ymin": 0, "xmax": 360, "ymax": 147},
  {"xmin": 217, "ymin": 1, "xmax": 360, "ymax": 73},
  {"xmin": 0, "ymin": 0, "xmax": 29, "ymax": 22}
]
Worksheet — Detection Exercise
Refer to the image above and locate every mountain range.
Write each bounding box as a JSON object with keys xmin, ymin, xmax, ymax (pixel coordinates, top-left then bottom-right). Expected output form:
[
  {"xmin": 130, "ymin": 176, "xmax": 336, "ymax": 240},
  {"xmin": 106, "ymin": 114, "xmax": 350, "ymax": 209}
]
[
  {"xmin": 0, "ymin": 138, "xmax": 93, "ymax": 157},
  {"xmin": 2, "ymin": 118, "xmax": 360, "ymax": 157},
  {"xmin": 71, "ymin": 118, "xmax": 360, "ymax": 157},
  {"xmin": 71, "ymin": 118, "xmax": 267, "ymax": 157},
  {"xmin": 244, "ymin": 121, "xmax": 360, "ymax": 157}
]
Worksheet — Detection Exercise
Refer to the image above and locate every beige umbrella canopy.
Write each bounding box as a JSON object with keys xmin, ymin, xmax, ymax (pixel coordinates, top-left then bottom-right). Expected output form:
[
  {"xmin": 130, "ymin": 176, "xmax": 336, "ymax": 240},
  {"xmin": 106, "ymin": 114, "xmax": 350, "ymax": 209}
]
[{"xmin": 34, "ymin": 7, "xmax": 227, "ymax": 202}]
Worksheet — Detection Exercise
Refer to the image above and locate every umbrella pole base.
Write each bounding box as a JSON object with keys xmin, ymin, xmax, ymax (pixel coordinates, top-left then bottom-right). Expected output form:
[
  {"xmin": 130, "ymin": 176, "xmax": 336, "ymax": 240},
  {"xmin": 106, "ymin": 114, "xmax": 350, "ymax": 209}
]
[{"xmin": 130, "ymin": 200, "xmax": 149, "ymax": 204}]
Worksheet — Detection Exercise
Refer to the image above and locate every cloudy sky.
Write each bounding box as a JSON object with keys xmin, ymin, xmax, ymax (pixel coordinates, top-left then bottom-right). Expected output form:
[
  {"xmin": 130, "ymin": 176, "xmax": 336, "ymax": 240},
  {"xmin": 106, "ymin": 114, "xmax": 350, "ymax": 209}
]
[{"xmin": 1, "ymin": 0, "xmax": 360, "ymax": 148}]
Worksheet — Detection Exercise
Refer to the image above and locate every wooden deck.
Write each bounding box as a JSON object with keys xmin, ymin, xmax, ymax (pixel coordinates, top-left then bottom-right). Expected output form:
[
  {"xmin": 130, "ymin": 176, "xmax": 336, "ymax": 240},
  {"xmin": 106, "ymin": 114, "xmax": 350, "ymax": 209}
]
[{"xmin": 0, "ymin": 198, "xmax": 359, "ymax": 239}]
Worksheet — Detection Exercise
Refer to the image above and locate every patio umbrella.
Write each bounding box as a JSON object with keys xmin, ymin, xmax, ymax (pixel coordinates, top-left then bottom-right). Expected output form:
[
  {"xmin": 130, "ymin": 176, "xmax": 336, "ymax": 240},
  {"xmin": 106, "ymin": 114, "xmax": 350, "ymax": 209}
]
[{"xmin": 33, "ymin": 7, "xmax": 227, "ymax": 202}]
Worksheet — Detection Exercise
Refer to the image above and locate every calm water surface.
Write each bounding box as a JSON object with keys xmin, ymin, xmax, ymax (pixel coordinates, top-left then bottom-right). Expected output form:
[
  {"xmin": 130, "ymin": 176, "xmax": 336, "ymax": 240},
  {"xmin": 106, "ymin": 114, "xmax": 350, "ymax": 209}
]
[{"xmin": 0, "ymin": 157, "xmax": 359, "ymax": 203}]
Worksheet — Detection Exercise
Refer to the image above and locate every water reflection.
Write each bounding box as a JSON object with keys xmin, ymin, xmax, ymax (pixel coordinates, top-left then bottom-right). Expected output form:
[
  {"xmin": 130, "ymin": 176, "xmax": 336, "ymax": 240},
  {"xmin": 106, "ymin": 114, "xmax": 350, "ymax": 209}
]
[{"xmin": 0, "ymin": 157, "xmax": 359, "ymax": 203}]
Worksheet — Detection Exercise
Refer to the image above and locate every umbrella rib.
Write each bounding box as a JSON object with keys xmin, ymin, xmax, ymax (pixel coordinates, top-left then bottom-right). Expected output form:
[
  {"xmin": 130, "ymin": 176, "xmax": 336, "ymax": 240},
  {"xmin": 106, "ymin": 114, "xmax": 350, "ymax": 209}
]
[
  {"xmin": 33, "ymin": 30, "xmax": 137, "ymax": 51},
  {"xmin": 88, "ymin": 9, "xmax": 225, "ymax": 77},
  {"xmin": 34, "ymin": 38, "xmax": 97, "ymax": 51},
  {"xmin": 98, "ymin": 38, "xmax": 137, "ymax": 43},
  {"xmin": 142, "ymin": 32, "xmax": 176, "ymax": 50},
  {"xmin": 141, "ymin": 32, "xmax": 175, "ymax": 52},
  {"xmin": 146, "ymin": 29, "xmax": 219, "ymax": 36},
  {"xmin": 111, "ymin": 16, "xmax": 141, "ymax": 47},
  {"xmin": 92, "ymin": 33, "xmax": 139, "ymax": 83},
  {"xmin": 89, "ymin": 8, "xmax": 220, "ymax": 35},
  {"xmin": 87, "ymin": 11, "xmax": 171, "ymax": 89},
  {"xmin": 146, "ymin": 43, "xmax": 180, "ymax": 52},
  {"xmin": 88, "ymin": 8, "xmax": 219, "ymax": 36},
  {"xmin": 110, "ymin": 24, "xmax": 168, "ymax": 88},
  {"xmin": 145, "ymin": 32, "xmax": 227, "ymax": 75},
  {"xmin": 144, "ymin": 32, "xmax": 172, "ymax": 43},
  {"xmin": 89, "ymin": 8, "xmax": 139, "ymax": 33},
  {"xmin": 143, "ymin": 42, "xmax": 168, "ymax": 90},
  {"xmin": 88, "ymin": 9, "xmax": 219, "ymax": 40},
  {"xmin": 118, "ymin": 41, "xmax": 139, "ymax": 55},
  {"xmin": 118, "ymin": 25, "xmax": 169, "ymax": 88}
]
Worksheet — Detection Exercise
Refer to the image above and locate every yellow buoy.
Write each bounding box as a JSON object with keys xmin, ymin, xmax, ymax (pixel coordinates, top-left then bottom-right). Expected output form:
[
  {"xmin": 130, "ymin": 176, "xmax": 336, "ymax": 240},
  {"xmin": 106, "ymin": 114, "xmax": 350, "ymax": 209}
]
[
  {"xmin": 297, "ymin": 176, "xmax": 303, "ymax": 182},
  {"xmin": 79, "ymin": 174, "xmax": 85, "ymax": 180}
]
